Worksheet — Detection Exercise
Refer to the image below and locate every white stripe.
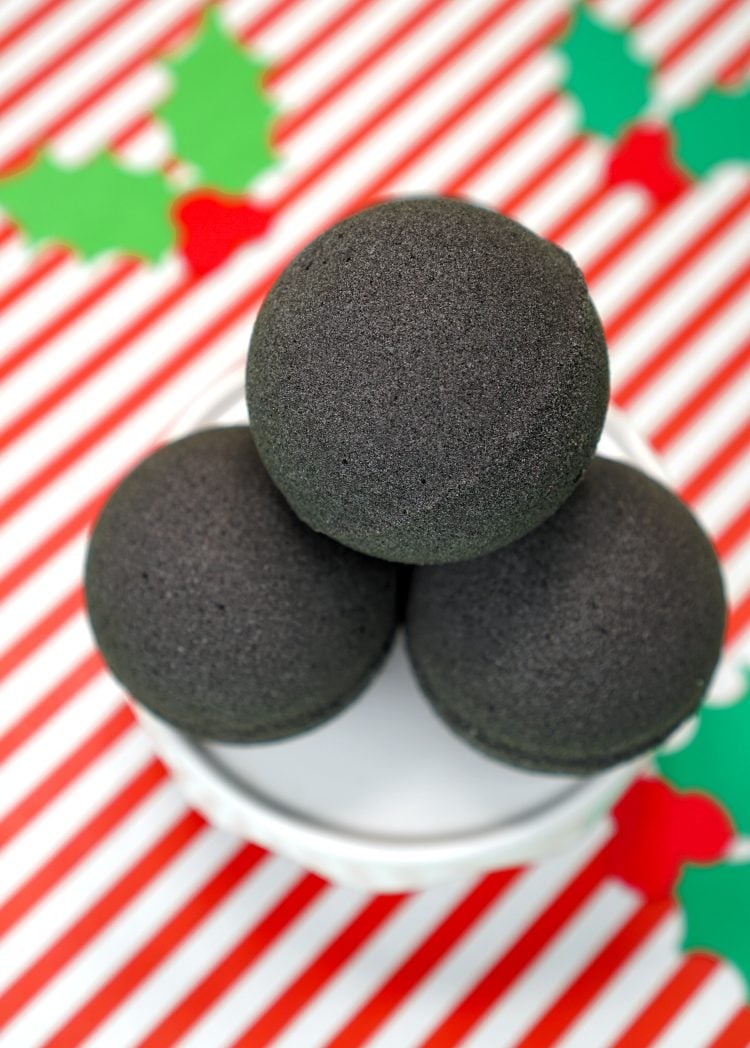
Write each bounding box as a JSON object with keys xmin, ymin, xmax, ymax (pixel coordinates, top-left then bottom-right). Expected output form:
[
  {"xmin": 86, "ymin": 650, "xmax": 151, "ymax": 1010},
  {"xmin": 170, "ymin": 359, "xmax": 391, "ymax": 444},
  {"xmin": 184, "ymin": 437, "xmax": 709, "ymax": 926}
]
[
  {"xmin": 0, "ymin": 672, "xmax": 117, "ymax": 819},
  {"xmin": 86, "ymin": 855, "xmax": 303, "ymax": 1048},
  {"xmin": 0, "ymin": 0, "xmax": 117, "ymax": 97},
  {"xmin": 624, "ymin": 295, "xmax": 750, "ymax": 438},
  {"xmin": 2, "ymin": 825, "xmax": 240, "ymax": 1047},
  {"xmin": 0, "ymin": 781, "xmax": 185, "ymax": 995},
  {"xmin": 517, "ymin": 139, "xmax": 604, "ymax": 233},
  {"xmin": 567, "ymin": 191, "xmax": 648, "ymax": 273},
  {"xmin": 252, "ymin": 0, "xmax": 351, "ymax": 58},
  {"xmin": 724, "ymin": 533, "xmax": 750, "ymax": 608},
  {"xmin": 694, "ymin": 442, "xmax": 750, "ymax": 538},
  {"xmin": 651, "ymin": 964, "xmax": 747, "ymax": 1048},
  {"xmin": 0, "ymin": 614, "xmax": 94, "ymax": 736},
  {"xmin": 0, "ymin": 540, "xmax": 87, "ymax": 656},
  {"xmin": 610, "ymin": 214, "xmax": 750, "ymax": 384},
  {"xmin": 365, "ymin": 828, "xmax": 611, "ymax": 1048},
  {"xmin": 662, "ymin": 373, "xmax": 749, "ymax": 487},
  {"xmin": 176, "ymin": 882, "xmax": 373, "ymax": 1048},
  {"xmin": 271, "ymin": 878, "xmax": 477, "ymax": 1048},
  {"xmin": 657, "ymin": 4, "xmax": 750, "ymax": 110},
  {"xmin": 464, "ymin": 883, "xmax": 644, "ymax": 1047},
  {"xmin": 0, "ymin": 237, "xmax": 35, "ymax": 296},
  {"xmin": 555, "ymin": 916, "xmax": 684, "ymax": 1048},
  {"xmin": 635, "ymin": 0, "xmax": 713, "ymax": 56},
  {"xmin": 0, "ymin": 258, "xmax": 101, "ymax": 355},
  {"xmin": 0, "ymin": 727, "xmax": 152, "ymax": 906},
  {"xmin": 389, "ymin": 54, "xmax": 562, "ymax": 197},
  {"xmin": 0, "ymin": 0, "xmax": 196, "ymax": 164},
  {"xmin": 592, "ymin": 169, "xmax": 747, "ymax": 317}
]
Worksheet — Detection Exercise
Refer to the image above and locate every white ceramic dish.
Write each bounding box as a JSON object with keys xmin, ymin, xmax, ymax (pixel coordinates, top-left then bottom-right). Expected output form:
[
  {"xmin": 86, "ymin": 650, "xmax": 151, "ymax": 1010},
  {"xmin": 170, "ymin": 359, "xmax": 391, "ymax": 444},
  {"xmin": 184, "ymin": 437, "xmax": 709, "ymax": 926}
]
[{"xmin": 134, "ymin": 369, "xmax": 674, "ymax": 892}]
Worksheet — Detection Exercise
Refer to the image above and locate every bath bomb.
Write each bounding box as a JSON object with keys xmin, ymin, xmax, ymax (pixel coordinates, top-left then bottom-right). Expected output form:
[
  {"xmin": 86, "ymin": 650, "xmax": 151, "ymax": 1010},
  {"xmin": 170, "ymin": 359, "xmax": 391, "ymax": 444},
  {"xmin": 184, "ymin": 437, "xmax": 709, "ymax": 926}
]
[
  {"xmin": 85, "ymin": 427, "xmax": 398, "ymax": 742},
  {"xmin": 247, "ymin": 196, "xmax": 609, "ymax": 563},
  {"xmin": 407, "ymin": 458, "xmax": 726, "ymax": 774}
]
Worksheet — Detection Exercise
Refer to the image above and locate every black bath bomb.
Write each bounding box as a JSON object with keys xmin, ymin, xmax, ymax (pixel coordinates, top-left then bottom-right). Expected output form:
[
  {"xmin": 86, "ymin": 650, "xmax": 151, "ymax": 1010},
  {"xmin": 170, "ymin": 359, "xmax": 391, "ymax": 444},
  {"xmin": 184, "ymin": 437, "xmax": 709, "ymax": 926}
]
[
  {"xmin": 85, "ymin": 427, "xmax": 398, "ymax": 742},
  {"xmin": 247, "ymin": 196, "xmax": 609, "ymax": 564},
  {"xmin": 407, "ymin": 458, "xmax": 726, "ymax": 774}
]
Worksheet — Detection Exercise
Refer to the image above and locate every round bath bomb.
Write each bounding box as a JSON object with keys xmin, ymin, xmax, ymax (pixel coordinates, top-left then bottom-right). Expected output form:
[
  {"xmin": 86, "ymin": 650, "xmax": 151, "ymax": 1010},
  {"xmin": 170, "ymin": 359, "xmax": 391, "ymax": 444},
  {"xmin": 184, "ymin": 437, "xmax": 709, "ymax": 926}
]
[
  {"xmin": 247, "ymin": 196, "xmax": 609, "ymax": 563},
  {"xmin": 407, "ymin": 458, "xmax": 726, "ymax": 774},
  {"xmin": 85, "ymin": 427, "xmax": 398, "ymax": 742}
]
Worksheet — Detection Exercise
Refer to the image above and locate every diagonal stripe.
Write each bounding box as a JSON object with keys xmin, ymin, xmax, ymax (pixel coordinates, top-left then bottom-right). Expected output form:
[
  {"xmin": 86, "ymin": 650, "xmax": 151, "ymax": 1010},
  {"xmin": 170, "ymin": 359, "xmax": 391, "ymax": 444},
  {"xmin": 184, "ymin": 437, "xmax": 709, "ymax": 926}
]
[
  {"xmin": 138, "ymin": 873, "xmax": 331, "ymax": 1047},
  {"xmin": 325, "ymin": 871, "xmax": 521, "ymax": 1048},
  {"xmin": 615, "ymin": 258, "xmax": 750, "ymax": 407},
  {"xmin": 709, "ymin": 1007, "xmax": 750, "ymax": 1048},
  {"xmin": 658, "ymin": 0, "xmax": 743, "ymax": 70},
  {"xmin": 0, "ymin": 810, "xmax": 205, "ymax": 1023},
  {"xmin": 0, "ymin": 588, "xmax": 83, "ymax": 680},
  {"xmin": 0, "ymin": 247, "xmax": 68, "ymax": 311},
  {"xmin": 0, "ymin": 0, "xmax": 73, "ymax": 56},
  {"xmin": 716, "ymin": 501, "xmax": 750, "ymax": 559},
  {"xmin": 682, "ymin": 416, "xmax": 750, "ymax": 505},
  {"xmin": 513, "ymin": 901, "xmax": 673, "ymax": 1048},
  {"xmin": 39, "ymin": 843, "xmax": 267, "ymax": 1048},
  {"xmin": 0, "ymin": 704, "xmax": 133, "ymax": 846},
  {"xmin": 0, "ymin": 758, "xmax": 166, "ymax": 937},
  {"xmin": 610, "ymin": 955, "xmax": 719, "ymax": 1047},
  {"xmin": 420, "ymin": 846, "xmax": 613, "ymax": 1047}
]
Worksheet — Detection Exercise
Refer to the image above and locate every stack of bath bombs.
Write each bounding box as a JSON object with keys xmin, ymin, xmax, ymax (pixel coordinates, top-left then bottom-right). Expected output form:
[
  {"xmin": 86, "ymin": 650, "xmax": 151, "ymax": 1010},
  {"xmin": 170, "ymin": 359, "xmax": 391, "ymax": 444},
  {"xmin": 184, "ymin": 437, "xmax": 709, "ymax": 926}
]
[{"xmin": 85, "ymin": 197, "xmax": 726, "ymax": 775}]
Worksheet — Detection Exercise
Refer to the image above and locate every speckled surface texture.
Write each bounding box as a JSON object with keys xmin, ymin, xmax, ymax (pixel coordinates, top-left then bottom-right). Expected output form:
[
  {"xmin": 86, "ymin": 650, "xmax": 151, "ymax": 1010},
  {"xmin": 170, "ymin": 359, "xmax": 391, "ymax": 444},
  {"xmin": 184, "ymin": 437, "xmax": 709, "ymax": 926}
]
[
  {"xmin": 246, "ymin": 196, "xmax": 610, "ymax": 563},
  {"xmin": 407, "ymin": 457, "xmax": 727, "ymax": 774},
  {"xmin": 85, "ymin": 427, "xmax": 398, "ymax": 741}
]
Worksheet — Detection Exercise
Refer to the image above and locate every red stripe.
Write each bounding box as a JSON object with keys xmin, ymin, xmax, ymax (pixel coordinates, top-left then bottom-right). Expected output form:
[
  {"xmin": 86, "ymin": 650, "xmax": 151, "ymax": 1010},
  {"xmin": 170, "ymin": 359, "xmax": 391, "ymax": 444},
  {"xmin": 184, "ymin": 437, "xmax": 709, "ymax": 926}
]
[
  {"xmin": 501, "ymin": 136, "xmax": 589, "ymax": 216},
  {"xmin": 659, "ymin": 0, "xmax": 741, "ymax": 70},
  {"xmin": 682, "ymin": 416, "xmax": 750, "ymax": 505},
  {"xmin": 0, "ymin": 651, "xmax": 101, "ymax": 762},
  {"xmin": 421, "ymin": 846, "xmax": 612, "ymax": 1048},
  {"xmin": 0, "ymin": 811, "xmax": 205, "ymax": 1025},
  {"xmin": 629, "ymin": 0, "xmax": 674, "ymax": 28},
  {"xmin": 0, "ymin": 0, "xmax": 72, "ymax": 56},
  {"xmin": 718, "ymin": 38, "xmax": 750, "ymax": 83},
  {"xmin": 0, "ymin": 0, "xmax": 151, "ymax": 119},
  {"xmin": 584, "ymin": 203, "xmax": 669, "ymax": 285},
  {"xmin": 716, "ymin": 500, "xmax": 750, "ymax": 559},
  {"xmin": 610, "ymin": 955, "xmax": 718, "ymax": 1048},
  {"xmin": 0, "ymin": 492, "xmax": 106, "ymax": 605},
  {"xmin": 0, "ymin": 12, "xmax": 561, "ymax": 535},
  {"xmin": 0, "ymin": 587, "xmax": 83, "ymax": 681},
  {"xmin": 515, "ymin": 901, "xmax": 673, "ymax": 1048},
  {"xmin": 727, "ymin": 588, "xmax": 750, "ymax": 644},
  {"xmin": 605, "ymin": 188, "xmax": 750, "ymax": 341},
  {"xmin": 0, "ymin": 10, "xmax": 201, "ymax": 171},
  {"xmin": 0, "ymin": 274, "xmax": 196, "ymax": 452},
  {"xmin": 0, "ymin": 259, "xmax": 137, "ymax": 384},
  {"xmin": 40, "ymin": 843, "xmax": 266, "ymax": 1048},
  {"xmin": 0, "ymin": 704, "xmax": 134, "ymax": 847},
  {"xmin": 266, "ymin": 0, "xmax": 374, "ymax": 86},
  {"xmin": 327, "ymin": 870, "xmax": 521, "ymax": 1048},
  {"xmin": 0, "ymin": 758, "xmax": 166, "ymax": 937},
  {"xmin": 709, "ymin": 1008, "xmax": 750, "ymax": 1048},
  {"xmin": 546, "ymin": 182, "xmax": 611, "ymax": 245},
  {"xmin": 273, "ymin": 0, "xmax": 450, "ymax": 143},
  {"xmin": 652, "ymin": 338, "xmax": 750, "ymax": 452},
  {"xmin": 139, "ymin": 873, "xmax": 329, "ymax": 1047},
  {"xmin": 615, "ymin": 258, "xmax": 750, "ymax": 407},
  {"xmin": 228, "ymin": 894, "xmax": 409, "ymax": 1047},
  {"xmin": 443, "ymin": 90, "xmax": 558, "ymax": 195},
  {"xmin": 0, "ymin": 247, "xmax": 67, "ymax": 313},
  {"xmin": 275, "ymin": 0, "xmax": 545, "ymax": 211}
]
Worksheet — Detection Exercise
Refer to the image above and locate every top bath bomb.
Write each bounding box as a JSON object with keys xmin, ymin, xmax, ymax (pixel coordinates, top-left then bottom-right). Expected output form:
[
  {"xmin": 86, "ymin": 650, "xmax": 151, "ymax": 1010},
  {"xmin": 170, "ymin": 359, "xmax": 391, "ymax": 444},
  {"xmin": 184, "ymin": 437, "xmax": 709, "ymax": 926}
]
[{"xmin": 246, "ymin": 197, "xmax": 610, "ymax": 564}]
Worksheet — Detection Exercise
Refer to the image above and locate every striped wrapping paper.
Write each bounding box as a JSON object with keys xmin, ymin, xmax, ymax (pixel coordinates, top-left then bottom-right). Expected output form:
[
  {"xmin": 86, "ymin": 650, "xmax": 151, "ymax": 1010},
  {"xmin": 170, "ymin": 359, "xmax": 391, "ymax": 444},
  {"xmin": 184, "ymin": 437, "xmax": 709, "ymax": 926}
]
[{"xmin": 1, "ymin": 0, "xmax": 749, "ymax": 1044}]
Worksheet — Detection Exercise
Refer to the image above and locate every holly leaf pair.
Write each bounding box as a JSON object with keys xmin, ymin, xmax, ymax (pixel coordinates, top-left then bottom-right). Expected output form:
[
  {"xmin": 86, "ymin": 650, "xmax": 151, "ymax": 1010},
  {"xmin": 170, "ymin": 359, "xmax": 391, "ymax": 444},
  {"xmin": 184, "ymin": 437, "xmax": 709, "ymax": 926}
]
[
  {"xmin": 0, "ymin": 8, "xmax": 275, "ymax": 264},
  {"xmin": 557, "ymin": 5, "xmax": 750, "ymax": 182}
]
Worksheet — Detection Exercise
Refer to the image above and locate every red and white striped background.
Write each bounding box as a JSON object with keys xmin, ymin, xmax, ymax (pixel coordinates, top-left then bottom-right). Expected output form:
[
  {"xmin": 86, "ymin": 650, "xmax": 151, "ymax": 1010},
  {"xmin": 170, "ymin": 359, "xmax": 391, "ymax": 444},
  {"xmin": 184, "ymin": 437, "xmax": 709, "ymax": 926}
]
[{"xmin": 0, "ymin": 0, "xmax": 748, "ymax": 1044}]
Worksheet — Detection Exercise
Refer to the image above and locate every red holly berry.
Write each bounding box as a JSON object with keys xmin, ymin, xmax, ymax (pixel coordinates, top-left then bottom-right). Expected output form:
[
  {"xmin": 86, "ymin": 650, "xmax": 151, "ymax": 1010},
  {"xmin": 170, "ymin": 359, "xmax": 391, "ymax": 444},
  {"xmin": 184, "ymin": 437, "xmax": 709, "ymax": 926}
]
[
  {"xmin": 172, "ymin": 189, "xmax": 272, "ymax": 275},
  {"xmin": 606, "ymin": 123, "xmax": 692, "ymax": 205},
  {"xmin": 608, "ymin": 776, "xmax": 733, "ymax": 900}
]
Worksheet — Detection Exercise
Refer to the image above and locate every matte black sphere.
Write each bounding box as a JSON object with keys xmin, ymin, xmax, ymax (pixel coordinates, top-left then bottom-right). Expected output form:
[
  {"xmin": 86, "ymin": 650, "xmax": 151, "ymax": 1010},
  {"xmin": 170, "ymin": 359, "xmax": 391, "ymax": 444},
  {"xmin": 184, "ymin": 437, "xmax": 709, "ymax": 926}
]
[
  {"xmin": 247, "ymin": 196, "xmax": 609, "ymax": 563},
  {"xmin": 85, "ymin": 428, "xmax": 398, "ymax": 741},
  {"xmin": 407, "ymin": 458, "xmax": 726, "ymax": 774}
]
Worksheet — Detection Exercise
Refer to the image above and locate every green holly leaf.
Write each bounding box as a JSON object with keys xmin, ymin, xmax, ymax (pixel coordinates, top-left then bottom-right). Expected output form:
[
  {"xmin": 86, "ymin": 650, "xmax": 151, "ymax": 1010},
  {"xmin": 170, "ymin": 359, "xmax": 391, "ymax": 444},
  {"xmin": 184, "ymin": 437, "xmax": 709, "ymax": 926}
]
[
  {"xmin": 557, "ymin": 4, "xmax": 652, "ymax": 138},
  {"xmin": 0, "ymin": 153, "xmax": 175, "ymax": 261},
  {"xmin": 673, "ymin": 87, "xmax": 750, "ymax": 178},
  {"xmin": 657, "ymin": 671, "xmax": 750, "ymax": 834},
  {"xmin": 678, "ymin": 861, "xmax": 750, "ymax": 992},
  {"xmin": 156, "ymin": 8, "xmax": 276, "ymax": 193}
]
